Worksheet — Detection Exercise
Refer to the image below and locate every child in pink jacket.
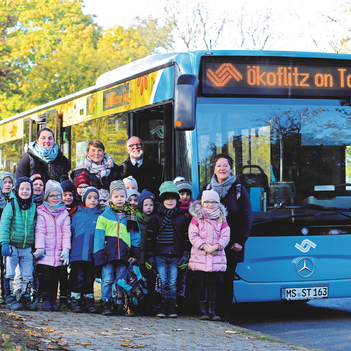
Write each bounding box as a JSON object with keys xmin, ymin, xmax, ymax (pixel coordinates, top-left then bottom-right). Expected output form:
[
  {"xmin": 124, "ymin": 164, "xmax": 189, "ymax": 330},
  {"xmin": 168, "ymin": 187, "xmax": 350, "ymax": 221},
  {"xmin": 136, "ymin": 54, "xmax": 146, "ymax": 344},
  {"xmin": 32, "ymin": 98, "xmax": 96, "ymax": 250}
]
[
  {"xmin": 34, "ymin": 180, "xmax": 71, "ymax": 311},
  {"xmin": 188, "ymin": 189, "xmax": 230, "ymax": 321}
]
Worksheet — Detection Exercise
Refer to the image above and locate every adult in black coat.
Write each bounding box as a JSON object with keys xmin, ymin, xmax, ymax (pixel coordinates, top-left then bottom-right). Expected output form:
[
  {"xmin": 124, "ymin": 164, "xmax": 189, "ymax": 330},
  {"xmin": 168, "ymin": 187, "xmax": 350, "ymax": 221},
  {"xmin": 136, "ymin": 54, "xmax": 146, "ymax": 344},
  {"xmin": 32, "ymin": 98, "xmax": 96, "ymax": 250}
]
[
  {"xmin": 16, "ymin": 128, "xmax": 70, "ymax": 184},
  {"xmin": 70, "ymin": 139, "xmax": 123, "ymax": 190},
  {"xmin": 197, "ymin": 153, "xmax": 252, "ymax": 322},
  {"xmin": 121, "ymin": 136, "xmax": 163, "ymax": 197}
]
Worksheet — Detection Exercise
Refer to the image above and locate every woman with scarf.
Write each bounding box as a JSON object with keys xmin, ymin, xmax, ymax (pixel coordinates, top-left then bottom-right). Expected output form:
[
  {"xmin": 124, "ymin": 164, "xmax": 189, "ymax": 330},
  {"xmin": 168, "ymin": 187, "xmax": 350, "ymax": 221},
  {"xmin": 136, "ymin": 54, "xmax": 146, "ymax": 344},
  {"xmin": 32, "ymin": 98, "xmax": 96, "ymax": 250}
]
[
  {"xmin": 16, "ymin": 128, "xmax": 70, "ymax": 184},
  {"xmin": 197, "ymin": 153, "xmax": 252, "ymax": 323},
  {"xmin": 71, "ymin": 139, "xmax": 123, "ymax": 190}
]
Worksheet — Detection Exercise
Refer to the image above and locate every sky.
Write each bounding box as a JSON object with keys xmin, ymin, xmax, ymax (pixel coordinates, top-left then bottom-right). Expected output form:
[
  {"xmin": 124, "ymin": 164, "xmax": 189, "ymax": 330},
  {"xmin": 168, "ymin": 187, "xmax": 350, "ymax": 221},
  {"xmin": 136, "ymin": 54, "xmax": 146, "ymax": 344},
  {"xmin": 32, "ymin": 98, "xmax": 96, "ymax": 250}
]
[{"xmin": 82, "ymin": 0, "xmax": 350, "ymax": 53}]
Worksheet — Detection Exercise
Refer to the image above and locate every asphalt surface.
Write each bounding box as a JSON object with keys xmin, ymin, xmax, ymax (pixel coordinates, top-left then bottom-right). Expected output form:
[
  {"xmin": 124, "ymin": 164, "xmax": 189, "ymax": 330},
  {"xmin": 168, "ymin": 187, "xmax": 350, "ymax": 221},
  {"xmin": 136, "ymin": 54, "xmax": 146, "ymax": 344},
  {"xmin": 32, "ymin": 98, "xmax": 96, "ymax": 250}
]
[{"xmin": 232, "ymin": 298, "xmax": 351, "ymax": 351}]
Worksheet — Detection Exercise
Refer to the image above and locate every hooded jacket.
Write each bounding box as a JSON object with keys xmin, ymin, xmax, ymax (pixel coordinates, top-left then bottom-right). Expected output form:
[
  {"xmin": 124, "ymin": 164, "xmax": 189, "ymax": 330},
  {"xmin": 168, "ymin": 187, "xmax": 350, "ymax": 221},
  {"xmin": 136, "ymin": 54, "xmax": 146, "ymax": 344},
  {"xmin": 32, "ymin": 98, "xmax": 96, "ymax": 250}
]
[
  {"xmin": 0, "ymin": 198, "xmax": 36, "ymax": 249},
  {"xmin": 70, "ymin": 205, "xmax": 102, "ymax": 263},
  {"xmin": 35, "ymin": 203, "xmax": 71, "ymax": 267},
  {"xmin": 93, "ymin": 206, "xmax": 141, "ymax": 266},
  {"xmin": 188, "ymin": 200, "xmax": 230, "ymax": 272}
]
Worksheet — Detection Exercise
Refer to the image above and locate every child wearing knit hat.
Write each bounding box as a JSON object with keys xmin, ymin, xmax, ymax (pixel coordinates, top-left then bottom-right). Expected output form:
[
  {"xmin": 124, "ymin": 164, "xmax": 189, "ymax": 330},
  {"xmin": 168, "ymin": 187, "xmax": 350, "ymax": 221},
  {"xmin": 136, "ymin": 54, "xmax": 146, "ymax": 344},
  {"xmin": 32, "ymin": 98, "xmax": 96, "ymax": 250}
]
[
  {"xmin": 74, "ymin": 171, "xmax": 92, "ymax": 205},
  {"xmin": 94, "ymin": 180, "xmax": 141, "ymax": 316},
  {"xmin": 60, "ymin": 175, "xmax": 78, "ymax": 218},
  {"xmin": 123, "ymin": 176, "xmax": 138, "ymax": 191},
  {"xmin": 127, "ymin": 189, "xmax": 139, "ymax": 210},
  {"xmin": 30, "ymin": 174, "xmax": 45, "ymax": 206},
  {"xmin": 173, "ymin": 177, "xmax": 193, "ymax": 213},
  {"xmin": 98, "ymin": 189, "xmax": 110, "ymax": 210},
  {"xmin": 0, "ymin": 177, "xmax": 37, "ymax": 311},
  {"xmin": 34, "ymin": 180, "xmax": 71, "ymax": 311},
  {"xmin": 70, "ymin": 186, "xmax": 102, "ymax": 313},
  {"xmin": 145, "ymin": 181, "xmax": 191, "ymax": 319},
  {"xmin": 188, "ymin": 189, "xmax": 230, "ymax": 321},
  {"xmin": 0, "ymin": 171, "xmax": 15, "ymax": 204}
]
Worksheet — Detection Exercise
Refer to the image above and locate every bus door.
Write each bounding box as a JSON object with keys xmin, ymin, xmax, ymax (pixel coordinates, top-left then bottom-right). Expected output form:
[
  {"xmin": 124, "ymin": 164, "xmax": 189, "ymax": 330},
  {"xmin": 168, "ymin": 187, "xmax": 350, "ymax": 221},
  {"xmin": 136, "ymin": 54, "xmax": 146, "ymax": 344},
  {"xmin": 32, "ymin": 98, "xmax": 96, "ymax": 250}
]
[{"xmin": 131, "ymin": 103, "xmax": 173, "ymax": 180}]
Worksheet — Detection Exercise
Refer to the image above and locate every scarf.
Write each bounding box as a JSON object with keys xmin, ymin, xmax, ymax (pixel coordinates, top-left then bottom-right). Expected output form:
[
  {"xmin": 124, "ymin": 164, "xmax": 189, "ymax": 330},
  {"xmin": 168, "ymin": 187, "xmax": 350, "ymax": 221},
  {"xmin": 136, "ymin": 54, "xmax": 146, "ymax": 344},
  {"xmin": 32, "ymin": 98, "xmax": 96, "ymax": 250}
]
[
  {"xmin": 0, "ymin": 191, "xmax": 6, "ymax": 209},
  {"xmin": 136, "ymin": 211, "xmax": 152, "ymax": 227},
  {"xmin": 210, "ymin": 173, "xmax": 236, "ymax": 199},
  {"xmin": 157, "ymin": 205, "xmax": 182, "ymax": 245},
  {"xmin": 203, "ymin": 207, "xmax": 221, "ymax": 221},
  {"xmin": 83, "ymin": 153, "xmax": 115, "ymax": 180},
  {"xmin": 43, "ymin": 201, "xmax": 66, "ymax": 215},
  {"xmin": 29, "ymin": 141, "xmax": 59, "ymax": 164},
  {"xmin": 33, "ymin": 192, "xmax": 44, "ymax": 206},
  {"xmin": 179, "ymin": 199, "xmax": 194, "ymax": 215},
  {"xmin": 110, "ymin": 201, "xmax": 138, "ymax": 232}
]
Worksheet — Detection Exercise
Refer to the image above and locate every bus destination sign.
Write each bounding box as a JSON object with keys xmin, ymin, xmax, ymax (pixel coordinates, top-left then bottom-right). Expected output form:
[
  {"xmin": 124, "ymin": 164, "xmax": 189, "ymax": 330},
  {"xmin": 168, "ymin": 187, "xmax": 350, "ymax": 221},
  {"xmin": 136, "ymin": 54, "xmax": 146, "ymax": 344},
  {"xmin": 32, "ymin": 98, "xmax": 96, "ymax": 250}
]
[{"xmin": 201, "ymin": 56, "xmax": 351, "ymax": 98}]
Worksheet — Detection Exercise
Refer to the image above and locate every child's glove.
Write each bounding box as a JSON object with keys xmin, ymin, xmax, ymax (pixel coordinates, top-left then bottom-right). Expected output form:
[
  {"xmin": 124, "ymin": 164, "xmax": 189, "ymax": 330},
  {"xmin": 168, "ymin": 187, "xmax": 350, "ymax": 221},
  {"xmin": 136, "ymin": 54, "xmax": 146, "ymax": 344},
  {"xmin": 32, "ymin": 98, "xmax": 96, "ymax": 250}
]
[
  {"xmin": 33, "ymin": 249, "xmax": 45, "ymax": 260},
  {"xmin": 60, "ymin": 249, "xmax": 70, "ymax": 266},
  {"xmin": 178, "ymin": 253, "xmax": 189, "ymax": 270},
  {"xmin": 145, "ymin": 257, "xmax": 155, "ymax": 270},
  {"xmin": 1, "ymin": 244, "xmax": 11, "ymax": 257}
]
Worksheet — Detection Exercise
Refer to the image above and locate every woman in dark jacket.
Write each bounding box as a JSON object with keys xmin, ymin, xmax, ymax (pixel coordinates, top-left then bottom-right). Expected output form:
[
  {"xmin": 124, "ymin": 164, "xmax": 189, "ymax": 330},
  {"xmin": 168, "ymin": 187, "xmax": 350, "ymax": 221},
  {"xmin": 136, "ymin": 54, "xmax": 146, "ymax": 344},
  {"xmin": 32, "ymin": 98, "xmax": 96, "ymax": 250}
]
[
  {"xmin": 16, "ymin": 128, "xmax": 70, "ymax": 184},
  {"xmin": 197, "ymin": 153, "xmax": 253, "ymax": 322},
  {"xmin": 71, "ymin": 139, "xmax": 123, "ymax": 190}
]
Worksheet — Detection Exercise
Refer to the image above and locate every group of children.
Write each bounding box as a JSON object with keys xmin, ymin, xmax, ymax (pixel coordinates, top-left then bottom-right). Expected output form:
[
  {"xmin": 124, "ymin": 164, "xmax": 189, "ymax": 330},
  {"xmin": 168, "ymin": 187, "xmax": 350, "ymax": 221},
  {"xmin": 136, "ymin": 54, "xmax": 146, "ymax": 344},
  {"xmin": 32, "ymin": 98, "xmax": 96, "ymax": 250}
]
[{"xmin": 0, "ymin": 170, "xmax": 231, "ymax": 321}]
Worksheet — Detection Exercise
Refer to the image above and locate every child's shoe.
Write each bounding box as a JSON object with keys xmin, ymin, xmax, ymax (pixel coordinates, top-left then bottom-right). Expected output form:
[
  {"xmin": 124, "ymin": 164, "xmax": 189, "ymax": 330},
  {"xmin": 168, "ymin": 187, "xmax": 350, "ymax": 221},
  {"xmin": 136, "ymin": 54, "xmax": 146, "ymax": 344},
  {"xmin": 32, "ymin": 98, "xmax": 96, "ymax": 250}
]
[
  {"xmin": 156, "ymin": 298, "xmax": 167, "ymax": 318},
  {"xmin": 208, "ymin": 301, "xmax": 220, "ymax": 321},
  {"xmin": 50, "ymin": 293, "xmax": 59, "ymax": 311},
  {"xmin": 21, "ymin": 294, "xmax": 38, "ymax": 311},
  {"xmin": 71, "ymin": 297, "xmax": 83, "ymax": 313},
  {"xmin": 167, "ymin": 298, "xmax": 177, "ymax": 318},
  {"xmin": 101, "ymin": 299, "xmax": 113, "ymax": 316},
  {"xmin": 41, "ymin": 292, "xmax": 52, "ymax": 311},
  {"xmin": 198, "ymin": 301, "xmax": 209, "ymax": 320},
  {"xmin": 6, "ymin": 294, "xmax": 23, "ymax": 311},
  {"xmin": 59, "ymin": 296, "xmax": 69, "ymax": 309},
  {"xmin": 84, "ymin": 297, "xmax": 97, "ymax": 313}
]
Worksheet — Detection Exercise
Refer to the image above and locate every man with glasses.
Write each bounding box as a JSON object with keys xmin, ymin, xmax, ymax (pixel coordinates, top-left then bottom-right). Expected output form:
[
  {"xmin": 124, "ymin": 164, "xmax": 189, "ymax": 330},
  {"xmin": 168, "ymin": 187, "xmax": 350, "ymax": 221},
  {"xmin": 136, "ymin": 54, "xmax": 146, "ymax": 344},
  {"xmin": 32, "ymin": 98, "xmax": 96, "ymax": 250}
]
[{"xmin": 122, "ymin": 136, "xmax": 163, "ymax": 198}]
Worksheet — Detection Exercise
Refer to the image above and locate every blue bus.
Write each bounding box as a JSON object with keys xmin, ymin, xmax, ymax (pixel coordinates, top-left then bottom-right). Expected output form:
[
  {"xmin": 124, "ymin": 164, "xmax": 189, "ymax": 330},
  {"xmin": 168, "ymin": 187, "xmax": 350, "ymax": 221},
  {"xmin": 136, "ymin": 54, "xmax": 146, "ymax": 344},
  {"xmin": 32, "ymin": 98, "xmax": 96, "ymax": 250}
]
[{"xmin": 2, "ymin": 50, "xmax": 351, "ymax": 303}]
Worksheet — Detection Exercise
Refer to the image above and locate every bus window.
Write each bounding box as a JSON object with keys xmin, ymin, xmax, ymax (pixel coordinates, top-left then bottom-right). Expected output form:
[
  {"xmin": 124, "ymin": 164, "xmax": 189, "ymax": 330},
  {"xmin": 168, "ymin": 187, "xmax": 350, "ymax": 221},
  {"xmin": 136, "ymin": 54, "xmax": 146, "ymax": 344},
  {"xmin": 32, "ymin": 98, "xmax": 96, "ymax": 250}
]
[{"xmin": 196, "ymin": 97, "xmax": 351, "ymax": 211}]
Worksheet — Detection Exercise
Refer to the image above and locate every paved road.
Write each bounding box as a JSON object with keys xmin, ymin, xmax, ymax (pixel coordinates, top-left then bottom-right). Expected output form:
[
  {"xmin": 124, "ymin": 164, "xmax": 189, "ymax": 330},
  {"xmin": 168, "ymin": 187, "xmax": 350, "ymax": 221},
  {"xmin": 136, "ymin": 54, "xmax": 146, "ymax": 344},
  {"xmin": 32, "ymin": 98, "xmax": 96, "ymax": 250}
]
[
  {"xmin": 231, "ymin": 298, "xmax": 351, "ymax": 351},
  {"xmin": 16, "ymin": 308, "xmax": 317, "ymax": 351}
]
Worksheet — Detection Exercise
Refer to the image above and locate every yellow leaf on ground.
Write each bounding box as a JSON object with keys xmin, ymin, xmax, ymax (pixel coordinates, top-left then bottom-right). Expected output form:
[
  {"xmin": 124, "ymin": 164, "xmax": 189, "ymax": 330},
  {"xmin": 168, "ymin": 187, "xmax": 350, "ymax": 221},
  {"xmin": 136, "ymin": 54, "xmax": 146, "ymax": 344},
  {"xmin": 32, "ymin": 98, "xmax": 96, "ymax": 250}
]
[{"xmin": 43, "ymin": 327, "xmax": 54, "ymax": 333}]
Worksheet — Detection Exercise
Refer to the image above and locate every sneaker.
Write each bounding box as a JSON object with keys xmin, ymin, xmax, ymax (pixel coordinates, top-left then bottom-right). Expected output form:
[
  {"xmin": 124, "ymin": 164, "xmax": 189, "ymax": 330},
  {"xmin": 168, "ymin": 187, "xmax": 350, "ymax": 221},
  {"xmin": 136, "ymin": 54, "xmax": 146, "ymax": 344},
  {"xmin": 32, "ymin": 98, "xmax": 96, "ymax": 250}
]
[
  {"xmin": 156, "ymin": 299, "xmax": 167, "ymax": 318},
  {"xmin": 101, "ymin": 299, "xmax": 113, "ymax": 316},
  {"xmin": 167, "ymin": 298, "xmax": 177, "ymax": 318}
]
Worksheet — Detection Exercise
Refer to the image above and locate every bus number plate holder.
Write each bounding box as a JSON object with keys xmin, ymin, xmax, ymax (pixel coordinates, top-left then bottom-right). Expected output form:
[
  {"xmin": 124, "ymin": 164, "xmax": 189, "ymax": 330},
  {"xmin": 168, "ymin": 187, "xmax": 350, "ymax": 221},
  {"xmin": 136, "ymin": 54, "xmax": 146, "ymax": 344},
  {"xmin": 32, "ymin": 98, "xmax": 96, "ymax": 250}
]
[{"xmin": 282, "ymin": 286, "xmax": 329, "ymax": 300}]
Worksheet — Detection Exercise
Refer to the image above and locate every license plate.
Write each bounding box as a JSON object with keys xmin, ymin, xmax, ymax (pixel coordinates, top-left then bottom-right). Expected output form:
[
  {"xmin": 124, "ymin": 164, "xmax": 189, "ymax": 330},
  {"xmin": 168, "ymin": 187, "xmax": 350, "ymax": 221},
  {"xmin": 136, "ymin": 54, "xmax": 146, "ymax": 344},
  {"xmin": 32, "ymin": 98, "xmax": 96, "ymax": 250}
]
[{"xmin": 282, "ymin": 286, "xmax": 329, "ymax": 300}]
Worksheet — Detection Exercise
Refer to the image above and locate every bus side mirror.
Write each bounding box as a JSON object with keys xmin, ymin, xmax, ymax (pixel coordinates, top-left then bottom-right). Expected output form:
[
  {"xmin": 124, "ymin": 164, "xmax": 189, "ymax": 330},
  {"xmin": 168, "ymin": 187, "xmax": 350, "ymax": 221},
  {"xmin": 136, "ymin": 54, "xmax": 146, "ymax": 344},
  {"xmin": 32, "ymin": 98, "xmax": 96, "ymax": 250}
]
[{"xmin": 174, "ymin": 74, "xmax": 199, "ymax": 130}]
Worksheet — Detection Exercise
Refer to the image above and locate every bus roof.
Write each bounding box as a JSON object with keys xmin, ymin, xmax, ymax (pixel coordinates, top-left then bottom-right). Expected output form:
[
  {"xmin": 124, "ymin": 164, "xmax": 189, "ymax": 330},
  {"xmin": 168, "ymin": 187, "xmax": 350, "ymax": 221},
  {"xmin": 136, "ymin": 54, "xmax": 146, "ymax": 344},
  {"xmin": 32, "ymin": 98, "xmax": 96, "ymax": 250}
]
[{"xmin": 3, "ymin": 50, "xmax": 351, "ymax": 124}]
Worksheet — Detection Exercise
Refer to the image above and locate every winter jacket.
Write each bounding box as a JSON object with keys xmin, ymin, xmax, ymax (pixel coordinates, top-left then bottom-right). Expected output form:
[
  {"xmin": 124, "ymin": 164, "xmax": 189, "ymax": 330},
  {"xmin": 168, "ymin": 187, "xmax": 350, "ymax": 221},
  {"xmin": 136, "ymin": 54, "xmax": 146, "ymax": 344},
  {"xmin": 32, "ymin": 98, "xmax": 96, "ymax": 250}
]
[
  {"xmin": 0, "ymin": 199, "xmax": 36, "ymax": 249},
  {"xmin": 93, "ymin": 206, "xmax": 141, "ymax": 266},
  {"xmin": 35, "ymin": 203, "xmax": 71, "ymax": 267},
  {"xmin": 146, "ymin": 208, "xmax": 191, "ymax": 258},
  {"xmin": 121, "ymin": 156, "xmax": 163, "ymax": 198},
  {"xmin": 71, "ymin": 164, "xmax": 124, "ymax": 190},
  {"xmin": 198, "ymin": 178, "xmax": 252, "ymax": 263},
  {"xmin": 188, "ymin": 201, "xmax": 230, "ymax": 272},
  {"xmin": 16, "ymin": 149, "xmax": 71, "ymax": 185},
  {"xmin": 70, "ymin": 205, "xmax": 102, "ymax": 263}
]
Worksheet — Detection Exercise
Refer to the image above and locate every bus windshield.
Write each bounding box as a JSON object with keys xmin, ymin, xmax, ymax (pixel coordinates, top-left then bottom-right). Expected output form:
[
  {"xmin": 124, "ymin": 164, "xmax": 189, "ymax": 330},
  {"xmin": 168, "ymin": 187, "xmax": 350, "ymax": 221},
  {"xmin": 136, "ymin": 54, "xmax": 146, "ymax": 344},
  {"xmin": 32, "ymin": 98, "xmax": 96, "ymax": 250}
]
[{"xmin": 196, "ymin": 97, "xmax": 351, "ymax": 222}]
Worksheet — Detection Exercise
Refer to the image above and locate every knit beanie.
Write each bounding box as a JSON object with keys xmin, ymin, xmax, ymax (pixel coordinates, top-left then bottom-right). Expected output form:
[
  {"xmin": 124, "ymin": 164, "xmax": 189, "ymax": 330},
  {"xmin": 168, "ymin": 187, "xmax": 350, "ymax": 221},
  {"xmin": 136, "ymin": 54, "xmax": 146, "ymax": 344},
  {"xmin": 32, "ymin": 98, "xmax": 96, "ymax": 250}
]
[
  {"xmin": 82, "ymin": 186, "xmax": 99, "ymax": 205},
  {"xmin": 0, "ymin": 171, "xmax": 14, "ymax": 184},
  {"xmin": 45, "ymin": 180, "xmax": 63, "ymax": 200},
  {"xmin": 173, "ymin": 176, "xmax": 192, "ymax": 194},
  {"xmin": 60, "ymin": 174, "xmax": 75, "ymax": 194},
  {"xmin": 30, "ymin": 173, "xmax": 42, "ymax": 183},
  {"xmin": 127, "ymin": 189, "xmax": 139, "ymax": 200},
  {"xmin": 159, "ymin": 181, "xmax": 179, "ymax": 201},
  {"xmin": 99, "ymin": 189, "xmax": 110, "ymax": 201},
  {"xmin": 138, "ymin": 189, "xmax": 155, "ymax": 211},
  {"xmin": 123, "ymin": 176, "xmax": 138, "ymax": 190},
  {"xmin": 75, "ymin": 171, "xmax": 92, "ymax": 188},
  {"xmin": 201, "ymin": 189, "xmax": 220, "ymax": 204},
  {"xmin": 110, "ymin": 180, "xmax": 127, "ymax": 196}
]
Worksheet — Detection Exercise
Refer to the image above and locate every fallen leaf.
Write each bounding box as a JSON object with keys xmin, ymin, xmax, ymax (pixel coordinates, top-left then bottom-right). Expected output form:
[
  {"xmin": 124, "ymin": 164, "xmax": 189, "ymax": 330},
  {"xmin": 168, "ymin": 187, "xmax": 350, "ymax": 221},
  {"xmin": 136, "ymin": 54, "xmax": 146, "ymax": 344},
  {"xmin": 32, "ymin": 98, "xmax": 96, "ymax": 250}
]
[
  {"xmin": 123, "ymin": 327, "xmax": 134, "ymax": 331},
  {"xmin": 141, "ymin": 333, "xmax": 150, "ymax": 335},
  {"xmin": 225, "ymin": 330, "xmax": 237, "ymax": 334},
  {"xmin": 195, "ymin": 337, "xmax": 200, "ymax": 340},
  {"xmin": 76, "ymin": 341, "xmax": 92, "ymax": 346},
  {"xmin": 43, "ymin": 327, "xmax": 54, "ymax": 333},
  {"xmin": 120, "ymin": 343, "xmax": 129, "ymax": 347},
  {"xmin": 119, "ymin": 339, "xmax": 131, "ymax": 342}
]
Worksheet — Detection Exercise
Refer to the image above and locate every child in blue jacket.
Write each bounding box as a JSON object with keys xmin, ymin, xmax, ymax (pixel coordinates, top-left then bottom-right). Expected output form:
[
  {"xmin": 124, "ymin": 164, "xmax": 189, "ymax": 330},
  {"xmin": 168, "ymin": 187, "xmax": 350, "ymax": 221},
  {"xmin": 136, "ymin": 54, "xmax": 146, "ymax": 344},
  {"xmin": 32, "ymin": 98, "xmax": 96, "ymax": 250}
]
[
  {"xmin": 70, "ymin": 187, "xmax": 102, "ymax": 313},
  {"xmin": 94, "ymin": 180, "xmax": 140, "ymax": 316}
]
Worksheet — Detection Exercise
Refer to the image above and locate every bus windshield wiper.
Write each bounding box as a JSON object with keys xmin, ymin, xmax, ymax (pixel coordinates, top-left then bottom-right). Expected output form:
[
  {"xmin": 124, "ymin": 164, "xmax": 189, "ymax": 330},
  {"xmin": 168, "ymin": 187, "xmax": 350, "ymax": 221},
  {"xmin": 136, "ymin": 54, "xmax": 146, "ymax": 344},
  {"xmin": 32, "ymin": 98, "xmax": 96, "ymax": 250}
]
[{"xmin": 286, "ymin": 204, "xmax": 351, "ymax": 220}]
